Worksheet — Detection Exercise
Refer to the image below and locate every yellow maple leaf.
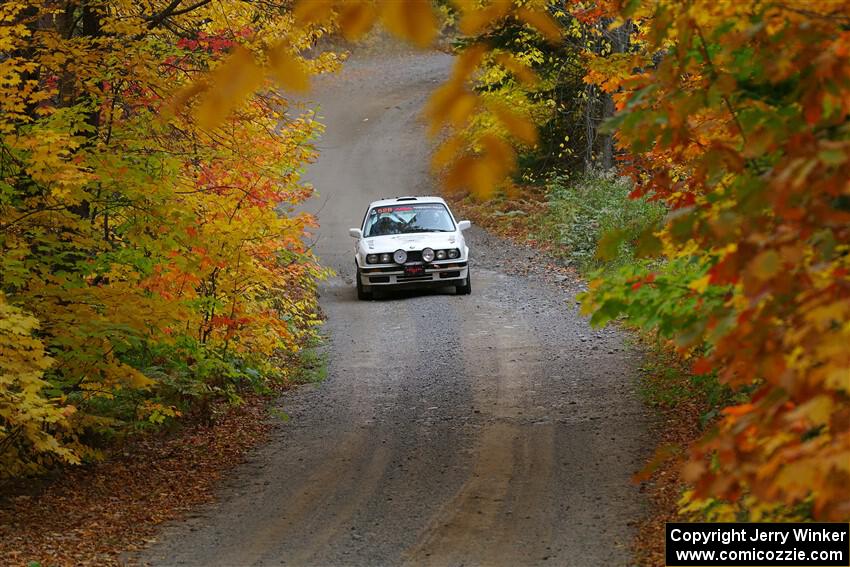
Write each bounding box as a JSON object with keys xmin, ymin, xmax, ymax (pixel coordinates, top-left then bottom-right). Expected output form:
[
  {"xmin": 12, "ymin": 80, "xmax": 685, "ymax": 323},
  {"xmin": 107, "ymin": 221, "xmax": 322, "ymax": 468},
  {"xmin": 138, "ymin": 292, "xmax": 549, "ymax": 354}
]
[
  {"xmin": 293, "ymin": 0, "xmax": 335, "ymax": 25},
  {"xmin": 267, "ymin": 43, "xmax": 311, "ymax": 93},
  {"xmin": 380, "ymin": 0, "xmax": 437, "ymax": 48},
  {"xmin": 195, "ymin": 47, "xmax": 264, "ymax": 129},
  {"xmin": 457, "ymin": 0, "xmax": 512, "ymax": 35},
  {"xmin": 515, "ymin": 7, "xmax": 562, "ymax": 43},
  {"xmin": 487, "ymin": 100, "xmax": 538, "ymax": 145},
  {"xmin": 338, "ymin": 1, "xmax": 378, "ymax": 41}
]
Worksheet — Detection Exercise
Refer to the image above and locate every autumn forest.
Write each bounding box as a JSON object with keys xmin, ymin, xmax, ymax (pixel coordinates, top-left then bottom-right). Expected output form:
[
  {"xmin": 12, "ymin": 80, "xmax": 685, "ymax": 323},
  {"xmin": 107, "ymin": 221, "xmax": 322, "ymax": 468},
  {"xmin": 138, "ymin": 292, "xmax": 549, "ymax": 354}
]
[{"xmin": 1, "ymin": 0, "xmax": 849, "ymax": 565}]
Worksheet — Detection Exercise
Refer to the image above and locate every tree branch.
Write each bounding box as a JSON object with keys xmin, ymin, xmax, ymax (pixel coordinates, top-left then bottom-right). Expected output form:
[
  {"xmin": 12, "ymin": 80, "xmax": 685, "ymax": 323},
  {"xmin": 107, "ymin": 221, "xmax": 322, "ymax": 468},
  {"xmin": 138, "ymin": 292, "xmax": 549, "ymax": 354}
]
[{"xmin": 694, "ymin": 24, "xmax": 747, "ymax": 144}]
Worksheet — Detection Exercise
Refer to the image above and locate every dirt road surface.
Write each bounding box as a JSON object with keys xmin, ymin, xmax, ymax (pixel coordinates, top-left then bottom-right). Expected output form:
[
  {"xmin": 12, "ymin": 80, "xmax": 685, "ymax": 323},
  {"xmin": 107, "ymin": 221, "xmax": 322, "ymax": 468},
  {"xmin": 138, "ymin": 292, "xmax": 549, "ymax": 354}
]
[{"xmin": 140, "ymin": 41, "xmax": 651, "ymax": 567}]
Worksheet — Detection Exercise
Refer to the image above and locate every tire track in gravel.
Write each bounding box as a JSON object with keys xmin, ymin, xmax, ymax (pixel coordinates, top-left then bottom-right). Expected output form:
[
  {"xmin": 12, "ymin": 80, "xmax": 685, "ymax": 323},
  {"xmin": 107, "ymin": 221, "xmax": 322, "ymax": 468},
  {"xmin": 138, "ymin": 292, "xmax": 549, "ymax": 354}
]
[{"xmin": 404, "ymin": 273, "xmax": 558, "ymax": 565}]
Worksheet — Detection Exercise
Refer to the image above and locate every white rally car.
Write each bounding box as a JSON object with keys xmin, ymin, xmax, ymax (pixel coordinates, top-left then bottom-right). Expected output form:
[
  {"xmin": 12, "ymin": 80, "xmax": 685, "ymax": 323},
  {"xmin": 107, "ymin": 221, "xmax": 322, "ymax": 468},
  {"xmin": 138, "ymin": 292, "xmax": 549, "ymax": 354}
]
[{"xmin": 349, "ymin": 196, "xmax": 472, "ymax": 300}]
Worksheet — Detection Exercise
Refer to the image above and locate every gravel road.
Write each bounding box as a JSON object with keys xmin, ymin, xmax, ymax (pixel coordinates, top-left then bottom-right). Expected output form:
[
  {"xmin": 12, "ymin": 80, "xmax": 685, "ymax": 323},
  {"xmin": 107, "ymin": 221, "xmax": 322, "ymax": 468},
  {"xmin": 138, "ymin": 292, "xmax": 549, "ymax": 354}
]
[{"xmin": 139, "ymin": 41, "xmax": 651, "ymax": 567}]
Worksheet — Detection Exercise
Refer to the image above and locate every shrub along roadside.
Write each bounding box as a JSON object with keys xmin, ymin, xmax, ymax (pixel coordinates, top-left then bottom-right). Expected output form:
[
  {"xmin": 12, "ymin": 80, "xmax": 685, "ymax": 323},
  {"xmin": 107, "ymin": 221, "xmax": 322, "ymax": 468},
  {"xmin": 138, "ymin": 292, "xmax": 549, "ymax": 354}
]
[
  {"xmin": 447, "ymin": 172, "xmax": 665, "ymax": 274},
  {"xmin": 534, "ymin": 174, "xmax": 666, "ymax": 274}
]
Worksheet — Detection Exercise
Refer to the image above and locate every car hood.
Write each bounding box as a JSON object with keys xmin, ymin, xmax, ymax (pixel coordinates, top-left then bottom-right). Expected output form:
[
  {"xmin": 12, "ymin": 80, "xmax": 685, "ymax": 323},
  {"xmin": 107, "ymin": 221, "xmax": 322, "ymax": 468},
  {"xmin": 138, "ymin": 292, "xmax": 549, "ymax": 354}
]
[{"xmin": 362, "ymin": 232, "xmax": 459, "ymax": 253}]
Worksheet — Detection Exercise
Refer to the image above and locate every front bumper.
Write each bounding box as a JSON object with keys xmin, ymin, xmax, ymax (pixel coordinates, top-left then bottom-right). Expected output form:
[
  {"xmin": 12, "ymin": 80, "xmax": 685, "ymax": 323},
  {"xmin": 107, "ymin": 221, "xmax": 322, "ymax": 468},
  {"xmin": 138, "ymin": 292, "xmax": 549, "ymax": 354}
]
[{"xmin": 358, "ymin": 262, "xmax": 468, "ymax": 287}]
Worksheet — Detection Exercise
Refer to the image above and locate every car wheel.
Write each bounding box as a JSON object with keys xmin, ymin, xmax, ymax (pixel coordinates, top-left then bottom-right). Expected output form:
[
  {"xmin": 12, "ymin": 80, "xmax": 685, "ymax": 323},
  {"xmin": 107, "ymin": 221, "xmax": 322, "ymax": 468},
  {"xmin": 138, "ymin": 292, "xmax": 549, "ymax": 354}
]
[
  {"xmin": 456, "ymin": 271, "xmax": 472, "ymax": 295},
  {"xmin": 356, "ymin": 270, "xmax": 372, "ymax": 300}
]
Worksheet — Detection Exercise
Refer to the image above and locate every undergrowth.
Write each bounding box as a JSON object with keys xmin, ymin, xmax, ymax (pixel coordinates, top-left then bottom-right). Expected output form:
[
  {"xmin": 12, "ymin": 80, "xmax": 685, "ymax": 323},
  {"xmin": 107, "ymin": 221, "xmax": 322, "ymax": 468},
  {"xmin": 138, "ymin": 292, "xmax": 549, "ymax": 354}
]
[
  {"xmin": 535, "ymin": 173, "xmax": 667, "ymax": 275},
  {"xmin": 291, "ymin": 336, "xmax": 329, "ymax": 385}
]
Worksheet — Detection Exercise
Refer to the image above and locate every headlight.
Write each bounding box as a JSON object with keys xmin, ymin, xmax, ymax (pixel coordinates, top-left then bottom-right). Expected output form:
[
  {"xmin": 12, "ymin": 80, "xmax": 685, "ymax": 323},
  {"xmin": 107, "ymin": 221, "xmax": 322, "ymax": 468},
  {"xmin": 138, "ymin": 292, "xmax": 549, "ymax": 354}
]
[
  {"xmin": 380, "ymin": 253, "xmax": 392, "ymax": 263},
  {"xmin": 448, "ymin": 248, "xmax": 460, "ymax": 259},
  {"xmin": 435, "ymin": 249, "xmax": 447, "ymax": 260},
  {"xmin": 421, "ymin": 247, "xmax": 435, "ymax": 262},
  {"xmin": 393, "ymin": 249, "xmax": 407, "ymax": 264},
  {"xmin": 367, "ymin": 254, "xmax": 379, "ymax": 264}
]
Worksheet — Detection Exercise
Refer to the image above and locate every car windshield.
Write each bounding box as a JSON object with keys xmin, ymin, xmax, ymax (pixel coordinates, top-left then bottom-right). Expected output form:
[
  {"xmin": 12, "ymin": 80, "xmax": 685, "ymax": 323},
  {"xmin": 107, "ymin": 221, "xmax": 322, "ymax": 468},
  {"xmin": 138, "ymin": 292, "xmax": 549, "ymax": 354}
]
[{"xmin": 364, "ymin": 203, "xmax": 455, "ymax": 237}]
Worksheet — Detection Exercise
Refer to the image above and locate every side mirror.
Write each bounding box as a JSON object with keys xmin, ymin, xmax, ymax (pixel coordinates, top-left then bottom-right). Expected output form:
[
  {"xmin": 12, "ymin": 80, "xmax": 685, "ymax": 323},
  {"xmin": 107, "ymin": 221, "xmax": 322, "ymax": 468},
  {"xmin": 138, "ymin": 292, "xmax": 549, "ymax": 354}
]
[
  {"xmin": 349, "ymin": 228, "xmax": 362, "ymax": 239},
  {"xmin": 457, "ymin": 220, "xmax": 472, "ymax": 231}
]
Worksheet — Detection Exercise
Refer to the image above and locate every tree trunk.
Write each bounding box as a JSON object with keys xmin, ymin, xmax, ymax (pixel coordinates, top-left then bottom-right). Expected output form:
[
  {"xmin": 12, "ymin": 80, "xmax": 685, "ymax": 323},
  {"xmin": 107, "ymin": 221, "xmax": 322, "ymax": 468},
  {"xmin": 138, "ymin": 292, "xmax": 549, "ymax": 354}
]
[
  {"xmin": 584, "ymin": 83, "xmax": 597, "ymax": 172},
  {"xmin": 600, "ymin": 92, "xmax": 615, "ymax": 170},
  {"xmin": 599, "ymin": 21, "xmax": 633, "ymax": 171}
]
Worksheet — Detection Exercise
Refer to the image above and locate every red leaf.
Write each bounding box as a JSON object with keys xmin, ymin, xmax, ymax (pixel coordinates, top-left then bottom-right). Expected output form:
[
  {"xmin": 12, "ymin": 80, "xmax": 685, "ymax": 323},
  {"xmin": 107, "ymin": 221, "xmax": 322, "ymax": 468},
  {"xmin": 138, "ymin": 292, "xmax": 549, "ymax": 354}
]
[{"xmin": 692, "ymin": 357, "xmax": 713, "ymax": 375}]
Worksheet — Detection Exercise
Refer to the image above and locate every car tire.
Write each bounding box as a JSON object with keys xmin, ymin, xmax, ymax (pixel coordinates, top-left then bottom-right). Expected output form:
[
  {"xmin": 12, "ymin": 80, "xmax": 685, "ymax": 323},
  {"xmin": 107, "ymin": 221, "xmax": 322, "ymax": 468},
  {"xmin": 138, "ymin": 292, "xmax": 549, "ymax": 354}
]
[
  {"xmin": 456, "ymin": 271, "xmax": 472, "ymax": 295},
  {"xmin": 356, "ymin": 270, "xmax": 372, "ymax": 300}
]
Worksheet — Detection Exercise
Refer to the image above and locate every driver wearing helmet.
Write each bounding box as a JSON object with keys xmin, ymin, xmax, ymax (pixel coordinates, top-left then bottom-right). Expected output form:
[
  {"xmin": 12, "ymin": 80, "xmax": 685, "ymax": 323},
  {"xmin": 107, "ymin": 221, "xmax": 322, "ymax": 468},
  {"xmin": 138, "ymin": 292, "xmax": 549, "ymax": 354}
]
[{"xmin": 416, "ymin": 209, "xmax": 444, "ymax": 232}]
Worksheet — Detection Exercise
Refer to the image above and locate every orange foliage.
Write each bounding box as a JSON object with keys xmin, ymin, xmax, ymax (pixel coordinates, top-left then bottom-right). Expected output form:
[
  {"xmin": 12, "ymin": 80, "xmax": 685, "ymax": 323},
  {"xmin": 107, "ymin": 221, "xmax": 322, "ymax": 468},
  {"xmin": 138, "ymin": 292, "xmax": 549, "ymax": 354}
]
[{"xmin": 583, "ymin": 0, "xmax": 850, "ymax": 519}]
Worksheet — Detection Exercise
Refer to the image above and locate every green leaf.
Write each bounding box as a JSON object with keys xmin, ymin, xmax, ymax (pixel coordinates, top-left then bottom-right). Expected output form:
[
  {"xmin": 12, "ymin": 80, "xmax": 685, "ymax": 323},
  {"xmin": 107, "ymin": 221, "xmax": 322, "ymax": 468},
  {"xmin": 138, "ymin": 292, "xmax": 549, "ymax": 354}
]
[{"xmin": 597, "ymin": 228, "xmax": 627, "ymax": 261}]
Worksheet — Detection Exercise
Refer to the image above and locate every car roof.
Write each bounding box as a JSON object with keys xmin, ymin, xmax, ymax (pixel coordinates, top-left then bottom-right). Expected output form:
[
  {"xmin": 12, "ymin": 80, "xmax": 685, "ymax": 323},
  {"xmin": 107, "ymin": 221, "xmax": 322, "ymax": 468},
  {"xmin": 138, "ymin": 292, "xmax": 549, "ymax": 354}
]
[{"xmin": 367, "ymin": 196, "xmax": 448, "ymax": 208}]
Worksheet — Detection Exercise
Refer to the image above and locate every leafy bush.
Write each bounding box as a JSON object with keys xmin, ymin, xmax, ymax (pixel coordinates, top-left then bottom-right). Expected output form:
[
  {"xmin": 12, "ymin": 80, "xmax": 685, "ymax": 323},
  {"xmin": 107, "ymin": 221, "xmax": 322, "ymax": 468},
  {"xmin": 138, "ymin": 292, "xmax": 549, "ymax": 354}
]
[{"xmin": 537, "ymin": 173, "xmax": 666, "ymax": 273}]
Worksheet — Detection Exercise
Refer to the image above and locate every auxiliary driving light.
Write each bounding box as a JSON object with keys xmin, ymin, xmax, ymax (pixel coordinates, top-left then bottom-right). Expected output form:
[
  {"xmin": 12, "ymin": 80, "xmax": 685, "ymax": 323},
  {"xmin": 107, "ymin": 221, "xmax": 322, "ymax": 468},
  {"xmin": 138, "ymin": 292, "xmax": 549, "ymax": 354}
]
[
  {"xmin": 422, "ymin": 247, "xmax": 435, "ymax": 262},
  {"xmin": 393, "ymin": 249, "xmax": 407, "ymax": 264}
]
